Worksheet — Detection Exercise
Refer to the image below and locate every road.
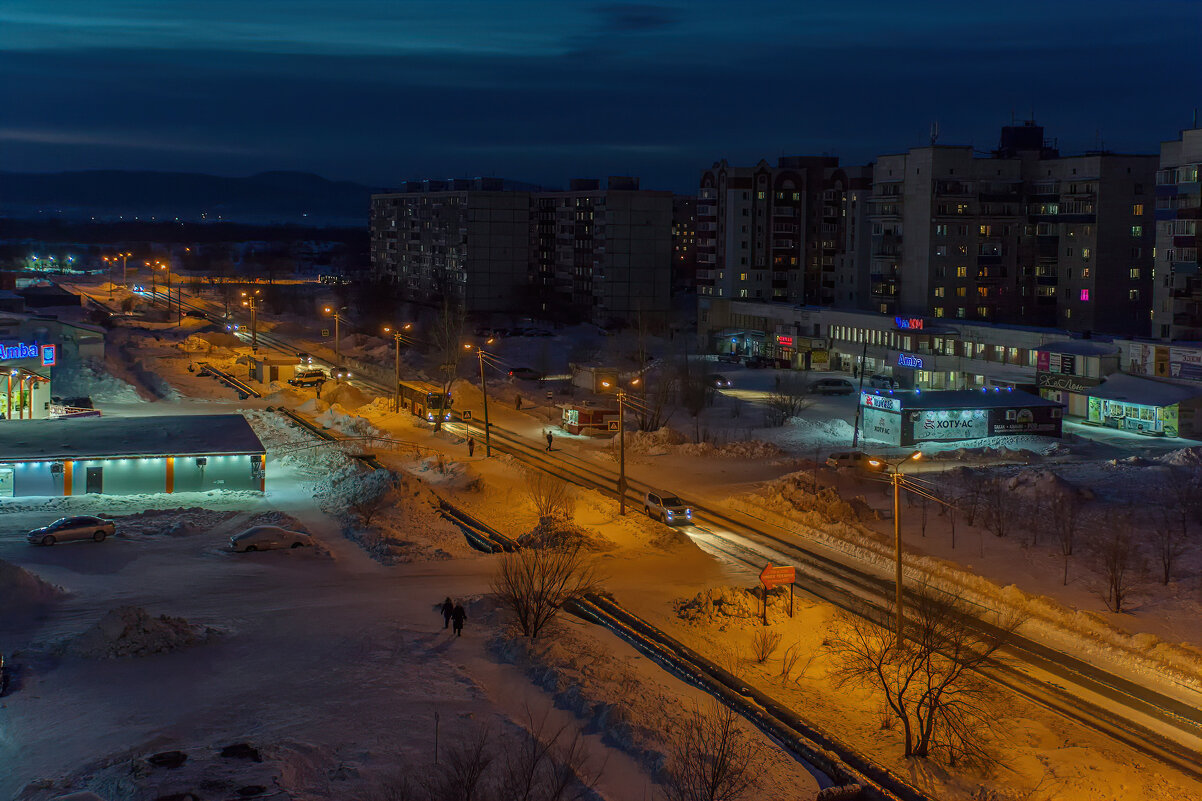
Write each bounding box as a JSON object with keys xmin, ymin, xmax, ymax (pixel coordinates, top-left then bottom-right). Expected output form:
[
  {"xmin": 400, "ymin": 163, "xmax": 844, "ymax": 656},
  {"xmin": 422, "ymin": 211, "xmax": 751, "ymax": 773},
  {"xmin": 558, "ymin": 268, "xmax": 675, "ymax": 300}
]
[{"xmin": 85, "ymin": 283, "xmax": 1202, "ymax": 778}]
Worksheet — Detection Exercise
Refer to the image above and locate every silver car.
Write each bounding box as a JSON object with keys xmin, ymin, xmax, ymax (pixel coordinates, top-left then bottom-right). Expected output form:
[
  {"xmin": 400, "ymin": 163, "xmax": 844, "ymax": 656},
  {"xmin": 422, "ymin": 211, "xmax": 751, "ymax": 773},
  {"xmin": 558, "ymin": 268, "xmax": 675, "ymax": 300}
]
[
  {"xmin": 230, "ymin": 526, "xmax": 314, "ymax": 552},
  {"xmin": 644, "ymin": 490, "xmax": 692, "ymax": 525},
  {"xmin": 27, "ymin": 516, "xmax": 116, "ymax": 546}
]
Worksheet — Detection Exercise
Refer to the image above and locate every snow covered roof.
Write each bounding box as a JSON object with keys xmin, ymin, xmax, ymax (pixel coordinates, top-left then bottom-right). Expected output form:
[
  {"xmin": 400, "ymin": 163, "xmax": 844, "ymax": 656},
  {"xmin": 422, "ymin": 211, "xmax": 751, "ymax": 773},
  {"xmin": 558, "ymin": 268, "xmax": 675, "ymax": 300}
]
[
  {"xmin": 863, "ymin": 389, "xmax": 1061, "ymax": 410},
  {"xmin": 1037, "ymin": 339, "xmax": 1120, "ymax": 357},
  {"xmin": 1086, "ymin": 374, "xmax": 1202, "ymax": 407},
  {"xmin": 0, "ymin": 414, "xmax": 265, "ymax": 462}
]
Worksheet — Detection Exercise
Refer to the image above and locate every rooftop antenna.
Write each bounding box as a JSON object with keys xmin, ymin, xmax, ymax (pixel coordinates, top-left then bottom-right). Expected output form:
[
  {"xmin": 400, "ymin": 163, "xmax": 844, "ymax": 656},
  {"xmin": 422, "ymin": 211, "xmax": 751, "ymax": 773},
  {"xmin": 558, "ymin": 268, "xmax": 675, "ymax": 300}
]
[{"xmin": 929, "ymin": 121, "xmax": 940, "ymax": 146}]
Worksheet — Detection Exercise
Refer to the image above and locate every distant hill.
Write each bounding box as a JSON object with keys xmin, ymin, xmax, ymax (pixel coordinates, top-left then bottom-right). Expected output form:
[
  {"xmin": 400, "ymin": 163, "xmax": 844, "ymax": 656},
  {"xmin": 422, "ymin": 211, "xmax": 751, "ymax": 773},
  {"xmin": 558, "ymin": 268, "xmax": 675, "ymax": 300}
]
[{"xmin": 0, "ymin": 170, "xmax": 387, "ymax": 227}]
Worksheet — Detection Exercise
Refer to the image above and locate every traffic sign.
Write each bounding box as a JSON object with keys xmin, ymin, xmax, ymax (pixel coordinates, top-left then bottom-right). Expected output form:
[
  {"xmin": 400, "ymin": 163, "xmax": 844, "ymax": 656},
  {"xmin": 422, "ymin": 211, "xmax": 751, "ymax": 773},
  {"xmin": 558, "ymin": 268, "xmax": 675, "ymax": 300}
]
[
  {"xmin": 608, "ymin": 420, "xmax": 619, "ymax": 431},
  {"xmin": 461, "ymin": 410, "xmax": 473, "ymax": 421},
  {"xmin": 759, "ymin": 564, "xmax": 795, "ymax": 589},
  {"xmin": 321, "ymin": 328, "xmax": 330, "ymax": 337}
]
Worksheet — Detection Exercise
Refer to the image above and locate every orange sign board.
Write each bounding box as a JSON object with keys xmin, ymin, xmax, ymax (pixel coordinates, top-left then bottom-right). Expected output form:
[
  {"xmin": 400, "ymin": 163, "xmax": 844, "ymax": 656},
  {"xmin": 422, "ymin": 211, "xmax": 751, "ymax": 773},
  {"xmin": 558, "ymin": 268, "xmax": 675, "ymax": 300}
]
[{"xmin": 759, "ymin": 564, "xmax": 796, "ymax": 589}]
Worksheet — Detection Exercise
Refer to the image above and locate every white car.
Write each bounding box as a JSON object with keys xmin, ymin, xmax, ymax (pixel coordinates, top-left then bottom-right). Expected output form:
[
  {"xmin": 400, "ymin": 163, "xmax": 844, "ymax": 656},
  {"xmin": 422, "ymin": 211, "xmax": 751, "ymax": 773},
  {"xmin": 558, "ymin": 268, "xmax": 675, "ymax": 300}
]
[
  {"xmin": 644, "ymin": 490, "xmax": 692, "ymax": 525},
  {"xmin": 27, "ymin": 515, "xmax": 116, "ymax": 546},
  {"xmin": 230, "ymin": 526, "xmax": 314, "ymax": 552}
]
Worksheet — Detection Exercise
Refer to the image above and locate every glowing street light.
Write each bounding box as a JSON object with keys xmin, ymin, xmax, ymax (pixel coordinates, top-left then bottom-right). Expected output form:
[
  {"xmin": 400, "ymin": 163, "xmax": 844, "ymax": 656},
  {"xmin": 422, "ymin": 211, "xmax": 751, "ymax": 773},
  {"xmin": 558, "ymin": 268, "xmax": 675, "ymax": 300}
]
[
  {"xmin": 383, "ymin": 323, "xmax": 414, "ymax": 412},
  {"xmin": 867, "ymin": 450, "xmax": 923, "ymax": 641},
  {"xmin": 324, "ymin": 306, "xmax": 348, "ymax": 380},
  {"xmin": 464, "ymin": 338, "xmax": 497, "ymax": 457},
  {"xmin": 241, "ymin": 289, "xmax": 261, "ymax": 351}
]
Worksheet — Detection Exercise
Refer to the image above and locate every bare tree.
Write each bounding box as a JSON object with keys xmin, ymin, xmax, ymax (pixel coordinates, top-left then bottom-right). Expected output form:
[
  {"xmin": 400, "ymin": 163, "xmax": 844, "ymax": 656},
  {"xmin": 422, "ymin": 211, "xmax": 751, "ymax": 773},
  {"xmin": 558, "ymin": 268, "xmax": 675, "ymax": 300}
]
[
  {"xmin": 978, "ymin": 478, "xmax": 1011, "ymax": 538},
  {"xmin": 1050, "ymin": 490, "xmax": 1087, "ymax": 586},
  {"xmin": 1153, "ymin": 507, "xmax": 1190, "ymax": 585},
  {"xmin": 763, "ymin": 378, "xmax": 812, "ymax": 427},
  {"xmin": 346, "ymin": 469, "xmax": 397, "ymax": 526},
  {"xmin": 677, "ymin": 361, "xmax": 712, "ymax": 443},
  {"xmin": 659, "ymin": 702, "xmax": 764, "ymax": 801},
  {"xmin": 492, "ymin": 545, "xmax": 599, "ymax": 639},
  {"xmin": 421, "ymin": 726, "xmax": 495, "ymax": 801},
  {"xmin": 954, "ymin": 470, "xmax": 986, "ymax": 527},
  {"xmin": 524, "ymin": 468, "xmax": 575, "ymax": 521},
  {"xmin": 1093, "ymin": 517, "xmax": 1144, "ymax": 612},
  {"xmin": 494, "ymin": 708, "xmax": 602, "ymax": 801},
  {"xmin": 825, "ymin": 585, "xmax": 1016, "ymax": 765},
  {"xmin": 429, "ymin": 295, "xmax": 466, "ymax": 432},
  {"xmin": 1162, "ymin": 466, "xmax": 1200, "ymax": 543},
  {"xmin": 750, "ymin": 630, "xmax": 782, "ymax": 663}
]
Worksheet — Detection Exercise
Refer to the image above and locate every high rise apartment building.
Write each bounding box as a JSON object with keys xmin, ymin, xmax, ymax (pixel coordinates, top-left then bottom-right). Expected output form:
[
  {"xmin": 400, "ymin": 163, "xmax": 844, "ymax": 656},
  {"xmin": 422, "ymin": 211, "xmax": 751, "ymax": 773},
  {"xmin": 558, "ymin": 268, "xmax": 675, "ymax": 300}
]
[
  {"xmin": 372, "ymin": 177, "xmax": 672, "ymax": 324},
  {"xmin": 696, "ymin": 157, "xmax": 867, "ymax": 306},
  {"xmin": 370, "ymin": 179, "xmax": 532, "ymax": 313},
  {"xmin": 672, "ymin": 195, "xmax": 698, "ymax": 294},
  {"xmin": 533, "ymin": 177, "xmax": 672, "ymax": 327},
  {"xmin": 867, "ymin": 123, "xmax": 1155, "ymax": 336},
  {"xmin": 1152, "ymin": 128, "xmax": 1202, "ymax": 341}
]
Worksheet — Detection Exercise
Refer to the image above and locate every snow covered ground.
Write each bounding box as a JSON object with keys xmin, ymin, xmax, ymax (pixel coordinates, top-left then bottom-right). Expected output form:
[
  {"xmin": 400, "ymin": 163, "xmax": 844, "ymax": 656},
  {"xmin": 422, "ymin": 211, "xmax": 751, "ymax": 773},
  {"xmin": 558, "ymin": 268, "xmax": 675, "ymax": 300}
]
[{"xmin": 20, "ymin": 278, "xmax": 1198, "ymax": 800}]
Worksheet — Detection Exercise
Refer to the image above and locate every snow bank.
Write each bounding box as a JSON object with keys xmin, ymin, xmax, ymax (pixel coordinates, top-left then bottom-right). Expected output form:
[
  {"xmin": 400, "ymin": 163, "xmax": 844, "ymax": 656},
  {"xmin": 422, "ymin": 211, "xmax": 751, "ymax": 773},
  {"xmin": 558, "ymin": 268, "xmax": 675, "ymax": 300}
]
[
  {"xmin": 322, "ymin": 382, "xmax": 369, "ymax": 409},
  {"xmin": 613, "ymin": 427, "xmax": 784, "ymax": 460},
  {"xmin": 315, "ymin": 405, "xmax": 384, "ymax": 438},
  {"xmin": 734, "ymin": 471, "xmax": 879, "ymax": 528},
  {"xmin": 0, "ymin": 559, "xmax": 66, "ymax": 607},
  {"xmin": 1157, "ymin": 446, "xmax": 1202, "ymax": 468},
  {"xmin": 51, "ymin": 357, "xmax": 143, "ymax": 403},
  {"xmin": 674, "ymin": 586, "xmax": 763, "ymax": 624},
  {"xmin": 112, "ymin": 507, "xmax": 238, "ymax": 538},
  {"xmin": 296, "ymin": 397, "xmax": 330, "ymax": 414},
  {"xmin": 518, "ymin": 517, "xmax": 611, "ymax": 551},
  {"xmin": 70, "ymin": 606, "xmax": 215, "ymax": 658}
]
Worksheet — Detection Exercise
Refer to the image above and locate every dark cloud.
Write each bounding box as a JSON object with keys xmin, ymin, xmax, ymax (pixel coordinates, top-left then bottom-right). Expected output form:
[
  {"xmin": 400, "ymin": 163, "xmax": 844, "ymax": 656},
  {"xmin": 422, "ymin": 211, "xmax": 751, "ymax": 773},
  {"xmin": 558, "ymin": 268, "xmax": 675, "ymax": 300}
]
[
  {"xmin": 0, "ymin": 2, "xmax": 1197, "ymax": 191},
  {"xmin": 594, "ymin": 3, "xmax": 679, "ymax": 33}
]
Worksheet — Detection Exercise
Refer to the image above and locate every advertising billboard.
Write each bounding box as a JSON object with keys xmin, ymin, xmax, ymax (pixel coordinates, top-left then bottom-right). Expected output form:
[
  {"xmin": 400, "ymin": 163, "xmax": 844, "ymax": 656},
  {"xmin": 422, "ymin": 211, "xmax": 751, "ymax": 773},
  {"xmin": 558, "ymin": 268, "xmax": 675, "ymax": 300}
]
[
  {"xmin": 911, "ymin": 409, "xmax": 988, "ymax": 441},
  {"xmin": 861, "ymin": 392, "xmax": 902, "ymax": 412},
  {"xmin": 862, "ymin": 407, "xmax": 901, "ymax": 445},
  {"xmin": 1169, "ymin": 348, "xmax": 1202, "ymax": 382}
]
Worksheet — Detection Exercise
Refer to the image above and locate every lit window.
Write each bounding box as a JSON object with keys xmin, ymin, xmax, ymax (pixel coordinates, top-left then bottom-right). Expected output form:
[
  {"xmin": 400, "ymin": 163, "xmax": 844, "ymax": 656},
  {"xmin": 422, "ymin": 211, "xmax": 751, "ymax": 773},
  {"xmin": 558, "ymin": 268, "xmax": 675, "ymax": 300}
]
[
  {"xmin": 934, "ymin": 286, "xmax": 945, "ymax": 298},
  {"xmin": 979, "ymin": 225, "xmax": 992, "ymax": 236},
  {"xmin": 739, "ymin": 272, "xmax": 748, "ymax": 281},
  {"xmin": 1131, "ymin": 226, "xmax": 1143, "ymax": 237},
  {"xmin": 1080, "ymin": 289, "xmax": 1090, "ymax": 301},
  {"xmin": 956, "ymin": 266, "xmax": 968, "ymax": 277},
  {"xmin": 1082, "ymin": 267, "xmax": 1090, "ymax": 278},
  {"xmin": 956, "ymin": 287, "xmax": 967, "ymax": 297},
  {"xmin": 1132, "ymin": 204, "xmax": 1144, "ymax": 216},
  {"xmin": 934, "ymin": 307, "xmax": 944, "ymax": 317},
  {"xmin": 1129, "ymin": 289, "xmax": 1141, "ymax": 301},
  {"xmin": 1082, "ymin": 248, "xmax": 1091, "ymax": 261},
  {"xmin": 1129, "ymin": 268, "xmax": 1141, "ymax": 279}
]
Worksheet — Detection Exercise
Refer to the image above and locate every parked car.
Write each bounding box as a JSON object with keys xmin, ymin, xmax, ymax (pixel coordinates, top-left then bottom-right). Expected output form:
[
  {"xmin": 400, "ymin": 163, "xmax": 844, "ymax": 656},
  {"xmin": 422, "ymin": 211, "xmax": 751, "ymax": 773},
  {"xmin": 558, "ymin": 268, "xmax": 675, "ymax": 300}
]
[
  {"xmin": 644, "ymin": 490, "xmax": 693, "ymax": 525},
  {"xmin": 508, "ymin": 367, "xmax": 543, "ymax": 380},
  {"xmin": 810, "ymin": 377, "xmax": 855, "ymax": 395},
  {"xmin": 230, "ymin": 526, "xmax": 314, "ymax": 552},
  {"xmin": 826, "ymin": 451, "xmax": 886, "ymax": 472},
  {"xmin": 867, "ymin": 374, "xmax": 899, "ymax": 389},
  {"xmin": 288, "ymin": 368, "xmax": 328, "ymax": 388},
  {"xmin": 715, "ymin": 353, "xmax": 740, "ymax": 364},
  {"xmin": 183, "ymin": 309, "xmax": 207, "ymax": 320},
  {"xmin": 27, "ymin": 516, "xmax": 116, "ymax": 546},
  {"xmin": 705, "ymin": 373, "xmax": 732, "ymax": 388}
]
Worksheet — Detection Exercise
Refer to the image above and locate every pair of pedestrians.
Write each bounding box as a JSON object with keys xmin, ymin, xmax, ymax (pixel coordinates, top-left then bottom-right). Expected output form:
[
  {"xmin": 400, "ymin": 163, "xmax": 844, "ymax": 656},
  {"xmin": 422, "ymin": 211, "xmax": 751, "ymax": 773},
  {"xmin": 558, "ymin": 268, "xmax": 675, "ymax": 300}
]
[{"xmin": 440, "ymin": 597, "xmax": 467, "ymax": 636}]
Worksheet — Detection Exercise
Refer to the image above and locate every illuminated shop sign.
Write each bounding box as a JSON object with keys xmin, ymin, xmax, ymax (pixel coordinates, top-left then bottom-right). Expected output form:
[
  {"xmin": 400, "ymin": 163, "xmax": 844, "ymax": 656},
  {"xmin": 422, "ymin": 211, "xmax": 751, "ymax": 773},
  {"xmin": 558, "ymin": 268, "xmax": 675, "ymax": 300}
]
[
  {"xmin": 897, "ymin": 352, "xmax": 923, "ymax": 369},
  {"xmin": 777, "ymin": 335, "xmax": 794, "ymax": 347},
  {"xmin": 894, "ymin": 317, "xmax": 924, "ymax": 330},
  {"xmin": 0, "ymin": 342, "xmax": 55, "ymax": 364},
  {"xmin": 861, "ymin": 392, "xmax": 901, "ymax": 412},
  {"xmin": 913, "ymin": 409, "xmax": 988, "ymax": 440}
]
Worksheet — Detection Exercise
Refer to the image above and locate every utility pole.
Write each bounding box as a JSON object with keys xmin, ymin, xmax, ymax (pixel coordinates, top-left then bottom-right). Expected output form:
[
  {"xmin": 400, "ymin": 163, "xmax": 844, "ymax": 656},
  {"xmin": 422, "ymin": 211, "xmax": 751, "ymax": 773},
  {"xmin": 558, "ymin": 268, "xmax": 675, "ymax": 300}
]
[
  {"xmin": 617, "ymin": 390, "xmax": 627, "ymax": 514},
  {"xmin": 324, "ymin": 306, "xmax": 347, "ymax": 380},
  {"xmin": 851, "ymin": 339, "xmax": 869, "ymax": 448},
  {"xmin": 893, "ymin": 469, "xmax": 903, "ymax": 641},
  {"xmin": 478, "ymin": 348, "xmax": 491, "ymax": 457},
  {"xmin": 241, "ymin": 290, "xmax": 260, "ymax": 351}
]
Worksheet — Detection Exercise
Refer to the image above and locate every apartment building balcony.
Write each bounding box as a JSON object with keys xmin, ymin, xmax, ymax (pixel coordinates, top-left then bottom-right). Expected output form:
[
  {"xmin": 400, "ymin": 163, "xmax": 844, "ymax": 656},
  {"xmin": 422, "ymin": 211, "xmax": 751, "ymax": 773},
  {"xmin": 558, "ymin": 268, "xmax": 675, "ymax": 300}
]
[
  {"xmin": 772, "ymin": 223, "xmax": 799, "ymax": 234},
  {"xmin": 934, "ymin": 181, "xmax": 974, "ymax": 196},
  {"xmin": 773, "ymin": 207, "xmax": 797, "ymax": 217},
  {"xmin": 773, "ymin": 239, "xmax": 796, "ymax": 249}
]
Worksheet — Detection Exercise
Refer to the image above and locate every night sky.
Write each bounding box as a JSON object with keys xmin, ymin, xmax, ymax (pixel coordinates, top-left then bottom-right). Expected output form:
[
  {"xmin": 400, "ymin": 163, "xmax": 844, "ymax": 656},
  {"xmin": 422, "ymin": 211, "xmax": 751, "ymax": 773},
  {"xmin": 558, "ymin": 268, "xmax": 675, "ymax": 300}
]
[{"xmin": 2, "ymin": 1, "xmax": 1199, "ymax": 191}]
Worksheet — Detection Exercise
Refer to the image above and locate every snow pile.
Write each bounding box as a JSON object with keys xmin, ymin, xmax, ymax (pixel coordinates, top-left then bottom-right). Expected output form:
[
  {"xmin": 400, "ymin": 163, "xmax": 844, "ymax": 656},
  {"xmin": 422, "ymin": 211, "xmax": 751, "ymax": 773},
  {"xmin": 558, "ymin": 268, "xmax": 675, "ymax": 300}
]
[
  {"xmin": 296, "ymin": 397, "xmax": 330, "ymax": 415},
  {"xmin": 51, "ymin": 357, "xmax": 144, "ymax": 403},
  {"xmin": 674, "ymin": 586, "xmax": 763, "ymax": 624},
  {"xmin": 0, "ymin": 559, "xmax": 67, "ymax": 607},
  {"xmin": 736, "ymin": 471, "xmax": 878, "ymax": 527},
  {"xmin": 768, "ymin": 416, "xmax": 858, "ymax": 452},
  {"xmin": 70, "ymin": 606, "xmax": 215, "ymax": 658},
  {"xmin": 1157, "ymin": 446, "xmax": 1202, "ymax": 468},
  {"xmin": 112, "ymin": 507, "xmax": 239, "ymax": 538},
  {"xmin": 617, "ymin": 427, "xmax": 687, "ymax": 455},
  {"xmin": 676, "ymin": 439, "xmax": 784, "ymax": 459},
  {"xmin": 923, "ymin": 445, "xmax": 1038, "ymax": 462},
  {"xmin": 182, "ymin": 331, "xmax": 241, "ymax": 352},
  {"xmin": 1005, "ymin": 468, "xmax": 1092, "ymax": 501},
  {"xmin": 407, "ymin": 455, "xmax": 481, "ymax": 491},
  {"xmin": 518, "ymin": 517, "xmax": 610, "ymax": 551},
  {"xmin": 316, "ymin": 405, "xmax": 384, "ymax": 438},
  {"xmin": 322, "ymin": 382, "xmax": 370, "ymax": 409}
]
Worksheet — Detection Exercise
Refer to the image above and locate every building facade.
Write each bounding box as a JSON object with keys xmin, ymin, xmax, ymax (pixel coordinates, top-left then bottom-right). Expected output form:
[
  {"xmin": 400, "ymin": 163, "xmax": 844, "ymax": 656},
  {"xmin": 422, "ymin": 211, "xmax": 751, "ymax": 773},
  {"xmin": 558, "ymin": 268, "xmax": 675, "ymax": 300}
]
[
  {"xmin": 534, "ymin": 178, "xmax": 673, "ymax": 327},
  {"xmin": 867, "ymin": 123, "xmax": 1156, "ymax": 336},
  {"xmin": 1152, "ymin": 127, "xmax": 1202, "ymax": 341},
  {"xmin": 696, "ymin": 157, "xmax": 869, "ymax": 307},
  {"xmin": 671, "ymin": 195, "xmax": 698, "ymax": 294},
  {"xmin": 370, "ymin": 179, "xmax": 534, "ymax": 314}
]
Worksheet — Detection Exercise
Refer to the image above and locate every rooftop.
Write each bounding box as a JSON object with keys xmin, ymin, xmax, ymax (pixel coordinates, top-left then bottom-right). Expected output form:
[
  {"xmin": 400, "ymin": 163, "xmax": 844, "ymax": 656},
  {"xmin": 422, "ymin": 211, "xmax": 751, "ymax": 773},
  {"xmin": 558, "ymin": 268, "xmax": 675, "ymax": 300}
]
[
  {"xmin": 0, "ymin": 414, "xmax": 265, "ymax": 462},
  {"xmin": 862, "ymin": 388, "xmax": 1062, "ymax": 410},
  {"xmin": 1086, "ymin": 374, "xmax": 1202, "ymax": 407}
]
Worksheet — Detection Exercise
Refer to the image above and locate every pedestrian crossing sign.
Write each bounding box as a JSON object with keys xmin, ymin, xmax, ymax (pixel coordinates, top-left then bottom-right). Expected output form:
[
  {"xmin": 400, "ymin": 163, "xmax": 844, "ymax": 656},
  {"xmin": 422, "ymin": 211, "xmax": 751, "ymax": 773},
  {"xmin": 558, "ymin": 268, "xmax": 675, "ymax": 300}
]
[
  {"xmin": 462, "ymin": 410, "xmax": 472, "ymax": 420},
  {"xmin": 608, "ymin": 420, "xmax": 619, "ymax": 431}
]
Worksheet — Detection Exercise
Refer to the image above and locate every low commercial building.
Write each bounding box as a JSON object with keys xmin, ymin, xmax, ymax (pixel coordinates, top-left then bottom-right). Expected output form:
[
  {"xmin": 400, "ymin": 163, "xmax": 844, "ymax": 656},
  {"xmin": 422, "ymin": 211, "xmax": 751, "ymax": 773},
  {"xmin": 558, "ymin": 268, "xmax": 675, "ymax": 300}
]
[
  {"xmin": 859, "ymin": 388, "xmax": 1063, "ymax": 446},
  {"xmin": 0, "ymin": 414, "xmax": 266, "ymax": 498}
]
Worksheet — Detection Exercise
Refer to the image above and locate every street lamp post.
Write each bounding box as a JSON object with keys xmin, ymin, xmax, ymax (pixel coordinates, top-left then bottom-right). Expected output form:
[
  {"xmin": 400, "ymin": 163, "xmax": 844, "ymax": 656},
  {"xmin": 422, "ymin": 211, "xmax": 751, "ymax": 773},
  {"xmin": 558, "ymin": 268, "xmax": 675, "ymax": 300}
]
[
  {"xmin": 383, "ymin": 323, "xmax": 413, "ymax": 412},
  {"xmin": 241, "ymin": 290, "xmax": 261, "ymax": 352},
  {"xmin": 600, "ymin": 377, "xmax": 640, "ymax": 515},
  {"xmin": 868, "ymin": 451, "xmax": 923, "ymax": 641},
  {"xmin": 120, "ymin": 251, "xmax": 131, "ymax": 290},
  {"xmin": 324, "ymin": 306, "xmax": 347, "ymax": 380},
  {"xmin": 465, "ymin": 339, "xmax": 496, "ymax": 457},
  {"xmin": 103, "ymin": 256, "xmax": 115, "ymax": 298}
]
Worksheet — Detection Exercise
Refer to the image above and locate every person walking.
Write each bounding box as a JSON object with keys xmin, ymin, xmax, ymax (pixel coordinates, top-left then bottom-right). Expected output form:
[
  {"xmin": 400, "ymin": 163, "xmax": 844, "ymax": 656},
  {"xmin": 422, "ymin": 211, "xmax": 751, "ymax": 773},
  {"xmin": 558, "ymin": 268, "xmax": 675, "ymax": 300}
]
[
  {"xmin": 545, "ymin": 430, "xmax": 553, "ymax": 452},
  {"xmin": 440, "ymin": 597, "xmax": 454, "ymax": 630},
  {"xmin": 467, "ymin": 437, "xmax": 475, "ymax": 457},
  {"xmin": 451, "ymin": 603, "xmax": 467, "ymax": 637}
]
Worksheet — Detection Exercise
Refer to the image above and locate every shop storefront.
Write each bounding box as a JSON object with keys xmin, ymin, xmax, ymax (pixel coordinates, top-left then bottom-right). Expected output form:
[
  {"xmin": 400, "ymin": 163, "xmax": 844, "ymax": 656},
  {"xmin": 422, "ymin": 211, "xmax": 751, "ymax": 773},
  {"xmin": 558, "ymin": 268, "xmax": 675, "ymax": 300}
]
[
  {"xmin": 1, "ymin": 340, "xmax": 55, "ymax": 420},
  {"xmin": 859, "ymin": 388, "xmax": 1064, "ymax": 447},
  {"xmin": 1080, "ymin": 373, "xmax": 1202, "ymax": 438}
]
